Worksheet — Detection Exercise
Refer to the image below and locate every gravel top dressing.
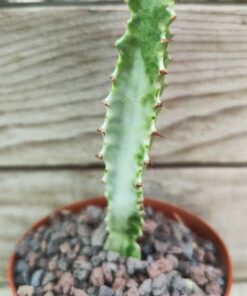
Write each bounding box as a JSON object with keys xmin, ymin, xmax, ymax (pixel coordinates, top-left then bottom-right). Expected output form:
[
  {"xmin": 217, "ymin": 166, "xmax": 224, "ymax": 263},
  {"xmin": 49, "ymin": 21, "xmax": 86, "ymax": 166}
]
[{"xmin": 15, "ymin": 206, "xmax": 226, "ymax": 296}]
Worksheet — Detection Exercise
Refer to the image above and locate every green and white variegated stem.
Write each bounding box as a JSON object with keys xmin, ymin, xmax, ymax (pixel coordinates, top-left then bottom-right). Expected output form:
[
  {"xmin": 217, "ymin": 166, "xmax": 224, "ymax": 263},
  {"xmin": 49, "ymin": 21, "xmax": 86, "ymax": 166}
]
[{"xmin": 97, "ymin": 0, "xmax": 176, "ymax": 258}]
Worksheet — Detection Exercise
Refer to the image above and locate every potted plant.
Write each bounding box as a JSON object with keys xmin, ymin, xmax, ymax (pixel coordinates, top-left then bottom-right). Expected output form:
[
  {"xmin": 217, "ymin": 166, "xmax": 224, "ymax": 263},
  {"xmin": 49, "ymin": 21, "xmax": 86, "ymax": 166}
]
[{"xmin": 9, "ymin": 0, "xmax": 232, "ymax": 295}]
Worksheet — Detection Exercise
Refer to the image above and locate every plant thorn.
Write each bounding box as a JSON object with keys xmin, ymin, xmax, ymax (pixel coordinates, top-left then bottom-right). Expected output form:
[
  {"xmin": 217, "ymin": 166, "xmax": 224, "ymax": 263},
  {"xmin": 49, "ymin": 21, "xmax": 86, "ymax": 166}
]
[
  {"xmin": 144, "ymin": 159, "xmax": 150, "ymax": 166},
  {"xmin": 110, "ymin": 74, "xmax": 116, "ymax": 82},
  {"xmin": 102, "ymin": 98, "xmax": 110, "ymax": 107},
  {"xmin": 159, "ymin": 68, "xmax": 168, "ymax": 75},
  {"xmin": 97, "ymin": 127, "xmax": 106, "ymax": 135},
  {"xmin": 136, "ymin": 182, "xmax": 143, "ymax": 188},
  {"xmin": 172, "ymin": 15, "xmax": 177, "ymax": 21},
  {"xmin": 152, "ymin": 130, "xmax": 166, "ymax": 138},
  {"xmin": 161, "ymin": 38, "xmax": 172, "ymax": 44},
  {"xmin": 95, "ymin": 152, "xmax": 103, "ymax": 160},
  {"xmin": 155, "ymin": 102, "xmax": 163, "ymax": 109}
]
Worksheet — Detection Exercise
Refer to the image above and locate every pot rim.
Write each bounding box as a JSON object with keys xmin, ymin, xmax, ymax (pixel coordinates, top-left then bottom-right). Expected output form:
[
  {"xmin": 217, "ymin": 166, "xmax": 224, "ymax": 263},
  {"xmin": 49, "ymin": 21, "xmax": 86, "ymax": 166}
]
[{"xmin": 8, "ymin": 196, "xmax": 233, "ymax": 295}]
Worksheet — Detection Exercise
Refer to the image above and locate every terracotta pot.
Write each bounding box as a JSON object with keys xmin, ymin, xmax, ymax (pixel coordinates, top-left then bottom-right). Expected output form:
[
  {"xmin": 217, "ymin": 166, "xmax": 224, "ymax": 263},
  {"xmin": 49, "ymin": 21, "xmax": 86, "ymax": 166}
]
[{"xmin": 8, "ymin": 197, "xmax": 233, "ymax": 295}]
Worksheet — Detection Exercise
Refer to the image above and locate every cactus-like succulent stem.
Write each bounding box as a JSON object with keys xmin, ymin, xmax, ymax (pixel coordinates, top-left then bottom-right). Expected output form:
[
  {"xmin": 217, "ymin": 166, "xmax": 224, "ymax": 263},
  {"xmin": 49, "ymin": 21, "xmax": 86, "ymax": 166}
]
[{"xmin": 100, "ymin": 0, "xmax": 175, "ymax": 258}]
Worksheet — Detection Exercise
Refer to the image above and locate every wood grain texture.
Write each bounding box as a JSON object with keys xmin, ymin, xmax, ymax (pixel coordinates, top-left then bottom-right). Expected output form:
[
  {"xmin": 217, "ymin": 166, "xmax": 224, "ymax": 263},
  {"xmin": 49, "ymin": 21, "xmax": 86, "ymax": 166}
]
[
  {"xmin": 0, "ymin": 5, "xmax": 247, "ymax": 166},
  {"xmin": 231, "ymin": 282, "xmax": 247, "ymax": 296},
  {"xmin": 0, "ymin": 0, "xmax": 244, "ymax": 4},
  {"xmin": 0, "ymin": 168, "xmax": 246, "ymax": 282}
]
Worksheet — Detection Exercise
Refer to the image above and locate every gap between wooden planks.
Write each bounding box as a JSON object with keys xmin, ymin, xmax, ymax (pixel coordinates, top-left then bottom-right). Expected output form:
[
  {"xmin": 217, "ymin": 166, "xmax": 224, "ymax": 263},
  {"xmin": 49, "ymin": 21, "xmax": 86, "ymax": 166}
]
[{"xmin": 0, "ymin": 5, "xmax": 247, "ymax": 165}]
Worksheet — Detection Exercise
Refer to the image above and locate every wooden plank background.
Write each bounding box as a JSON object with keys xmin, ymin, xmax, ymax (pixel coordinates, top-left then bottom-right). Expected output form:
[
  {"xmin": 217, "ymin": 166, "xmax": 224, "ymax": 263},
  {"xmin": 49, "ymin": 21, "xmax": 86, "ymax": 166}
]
[
  {"xmin": 1, "ymin": 0, "xmax": 246, "ymax": 5},
  {"xmin": 0, "ymin": 5, "xmax": 247, "ymax": 166},
  {"xmin": 0, "ymin": 2, "xmax": 247, "ymax": 294}
]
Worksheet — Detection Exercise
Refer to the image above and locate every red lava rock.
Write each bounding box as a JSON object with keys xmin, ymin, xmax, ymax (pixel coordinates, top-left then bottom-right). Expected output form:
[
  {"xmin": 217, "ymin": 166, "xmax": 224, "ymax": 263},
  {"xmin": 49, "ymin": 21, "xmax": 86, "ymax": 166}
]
[
  {"xmin": 55, "ymin": 270, "xmax": 63, "ymax": 279},
  {"xmin": 205, "ymin": 266, "xmax": 223, "ymax": 281},
  {"xmin": 154, "ymin": 212, "xmax": 166, "ymax": 224},
  {"xmin": 73, "ymin": 256, "xmax": 88, "ymax": 266},
  {"xmin": 90, "ymin": 267, "xmax": 105, "ymax": 287},
  {"xmin": 163, "ymin": 223, "xmax": 172, "ymax": 236},
  {"xmin": 166, "ymin": 254, "xmax": 178, "ymax": 269},
  {"xmin": 194, "ymin": 247, "xmax": 205, "ymax": 263},
  {"xmin": 170, "ymin": 246, "xmax": 182, "ymax": 255},
  {"xmin": 102, "ymin": 263, "xmax": 113, "ymax": 284},
  {"xmin": 124, "ymin": 287, "xmax": 140, "ymax": 296},
  {"xmin": 16, "ymin": 241, "xmax": 29, "ymax": 256},
  {"xmin": 116, "ymin": 264, "xmax": 127, "ymax": 278},
  {"xmin": 206, "ymin": 251, "xmax": 217, "ymax": 265},
  {"xmin": 17, "ymin": 285, "xmax": 34, "ymax": 296},
  {"xmin": 113, "ymin": 276, "xmax": 127, "ymax": 290},
  {"xmin": 71, "ymin": 287, "xmax": 89, "ymax": 296},
  {"xmin": 56, "ymin": 272, "xmax": 75, "ymax": 294},
  {"xmin": 126, "ymin": 278, "xmax": 138, "ymax": 289},
  {"xmin": 14, "ymin": 206, "xmax": 226, "ymax": 296},
  {"xmin": 153, "ymin": 239, "xmax": 168, "ymax": 253},
  {"xmin": 189, "ymin": 266, "xmax": 208, "ymax": 287},
  {"xmin": 205, "ymin": 282, "xmax": 223, "ymax": 295},
  {"xmin": 147, "ymin": 257, "xmax": 173, "ymax": 278},
  {"xmin": 143, "ymin": 219, "xmax": 157, "ymax": 233},
  {"xmin": 44, "ymin": 292, "xmax": 55, "ymax": 296},
  {"xmin": 66, "ymin": 223, "xmax": 77, "ymax": 236}
]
